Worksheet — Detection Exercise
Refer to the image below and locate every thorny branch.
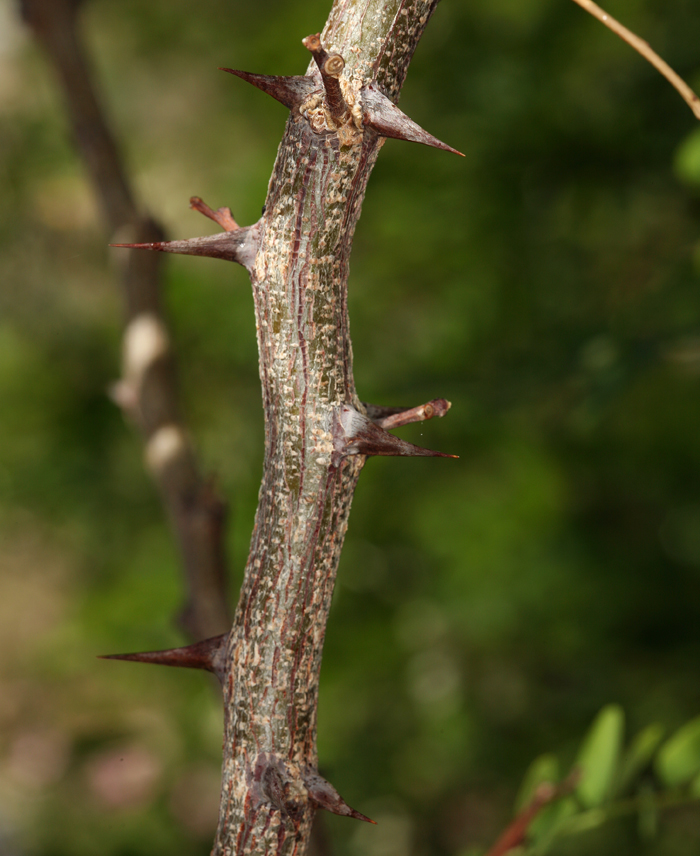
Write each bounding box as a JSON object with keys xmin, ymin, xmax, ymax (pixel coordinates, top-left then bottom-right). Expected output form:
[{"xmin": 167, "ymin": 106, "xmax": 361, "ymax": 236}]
[
  {"xmin": 104, "ymin": 0, "xmax": 463, "ymax": 851},
  {"xmin": 21, "ymin": 0, "xmax": 232, "ymax": 641},
  {"xmin": 571, "ymin": 0, "xmax": 700, "ymax": 120},
  {"xmin": 23, "ymin": 1, "xmax": 700, "ymax": 855}
]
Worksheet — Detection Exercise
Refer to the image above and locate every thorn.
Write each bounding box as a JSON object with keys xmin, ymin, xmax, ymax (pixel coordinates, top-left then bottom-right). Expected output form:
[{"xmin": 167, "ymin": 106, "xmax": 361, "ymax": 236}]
[
  {"xmin": 219, "ymin": 68, "xmax": 317, "ymax": 111},
  {"xmin": 111, "ymin": 223, "xmax": 260, "ymax": 271},
  {"xmin": 334, "ymin": 404, "xmax": 457, "ymax": 460},
  {"xmin": 99, "ymin": 633, "xmax": 228, "ymax": 682},
  {"xmin": 364, "ymin": 398, "xmax": 452, "ymax": 430},
  {"xmin": 189, "ymin": 196, "xmax": 239, "ymax": 232},
  {"xmin": 302, "ymin": 34, "xmax": 350, "ymax": 123},
  {"xmin": 361, "ymin": 83, "xmax": 464, "ymax": 156},
  {"xmin": 303, "ymin": 769, "xmax": 376, "ymax": 824}
]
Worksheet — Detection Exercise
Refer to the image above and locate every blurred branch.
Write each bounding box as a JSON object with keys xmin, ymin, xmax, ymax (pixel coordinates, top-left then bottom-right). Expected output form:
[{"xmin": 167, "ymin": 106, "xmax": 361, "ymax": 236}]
[
  {"xmin": 21, "ymin": 0, "xmax": 231, "ymax": 640},
  {"xmin": 485, "ymin": 774, "xmax": 579, "ymax": 856},
  {"xmin": 571, "ymin": 0, "xmax": 700, "ymax": 120},
  {"xmin": 528, "ymin": 791, "xmax": 700, "ymax": 856}
]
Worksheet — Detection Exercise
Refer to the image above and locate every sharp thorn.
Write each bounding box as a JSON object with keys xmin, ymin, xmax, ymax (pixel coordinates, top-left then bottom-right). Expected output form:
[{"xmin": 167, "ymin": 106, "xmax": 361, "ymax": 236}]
[
  {"xmin": 99, "ymin": 633, "xmax": 229, "ymax": 681},
  {"xmin": 111, "ymin": 224, "xmax": 260, "ymax": 270},
  {"xmin": 361, "ymin": 83, "xmax": 464, "ymax": 156},
  {"xmin": 303, "ymin": 769, "xmax": 376, "ymax": 824},
  {"xmin": 334, "ymin": 405, "xmax": 457, "ymax": 459},
  {"xmin": 189, "ymin": 196, "xmax": 239, "ymax": 232},
  {"xmin": 364, "ymin": 398, "xmax": 451, "ymax": 429},
  {"xmin": 219, "ymin": 68, "xmax": 317, "ymax": 110}
]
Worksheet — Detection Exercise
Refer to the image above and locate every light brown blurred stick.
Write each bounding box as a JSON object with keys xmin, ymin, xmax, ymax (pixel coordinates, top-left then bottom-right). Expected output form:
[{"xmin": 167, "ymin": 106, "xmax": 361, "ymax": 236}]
[
  {"xmin": 571, "ymin": 0, "xmax": 700, "ymax": 120},
  {"xmin": 21, "ymin": 0, "xmax": 231, "ymax": 640}
]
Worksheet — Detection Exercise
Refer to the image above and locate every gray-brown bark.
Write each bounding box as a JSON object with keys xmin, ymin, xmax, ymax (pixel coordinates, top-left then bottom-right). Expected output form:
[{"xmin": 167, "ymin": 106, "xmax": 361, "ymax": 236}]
[{"xmin": 212, "ymin": 1, "xmax": 452, "ymax": 853}]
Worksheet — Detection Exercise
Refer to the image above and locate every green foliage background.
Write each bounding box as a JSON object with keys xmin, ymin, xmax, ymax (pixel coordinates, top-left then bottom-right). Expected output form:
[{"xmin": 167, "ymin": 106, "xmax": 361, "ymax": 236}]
[{"xmin": 2, "ymin": 0, "xmax": 700, "ymax": 853}]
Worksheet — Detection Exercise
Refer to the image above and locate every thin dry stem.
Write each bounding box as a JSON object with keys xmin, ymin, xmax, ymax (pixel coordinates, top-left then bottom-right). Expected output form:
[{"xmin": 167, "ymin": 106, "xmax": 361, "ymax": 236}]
[
  {"xmin": 190, "ymin": 196, "xmax": 240, "ymax": 232},
  {"xmin": 369, "ymin": 398, "xmax": 451, "ymax": 430},
  {"xmin": 571, "ymin": 0, "xmax": 700, "ymax": 120},
  {"xmin": 485, "ymin": 772, "xmax": 580, "ymax": 856}
]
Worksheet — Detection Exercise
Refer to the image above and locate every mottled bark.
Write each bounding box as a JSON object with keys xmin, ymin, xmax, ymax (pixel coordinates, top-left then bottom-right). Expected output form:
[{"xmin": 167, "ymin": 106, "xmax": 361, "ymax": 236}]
[{"xmin": 214, "ymin": 1, "xmax": 445, "ymax": 854}]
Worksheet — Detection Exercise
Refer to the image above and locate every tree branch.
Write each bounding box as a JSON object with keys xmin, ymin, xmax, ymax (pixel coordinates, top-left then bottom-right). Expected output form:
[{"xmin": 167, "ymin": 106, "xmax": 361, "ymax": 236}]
[
  {"xmin": 27, "ymin": 0, "xmax": 462, "ymax": 852},
  {"xmin": 485, "ymin": 773, "xmax": 579, "ymax": 856},
  {"xmin": 571, "ymin": 0, "xmax": 700, "ymax": 120},
  {"xmin": 207, "ymin": 3, "xmax": 458, "ymax": 853},
  {"xmin": 21, "ymin": 0, "xmax": 232, "ymax": 640}
]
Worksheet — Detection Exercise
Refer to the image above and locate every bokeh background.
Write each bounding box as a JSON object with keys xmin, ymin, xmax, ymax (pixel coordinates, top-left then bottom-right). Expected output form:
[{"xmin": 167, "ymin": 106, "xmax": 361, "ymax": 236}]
[{"xmin": 2, "ymin": 0, "xmax": 700, "ymax": 854}]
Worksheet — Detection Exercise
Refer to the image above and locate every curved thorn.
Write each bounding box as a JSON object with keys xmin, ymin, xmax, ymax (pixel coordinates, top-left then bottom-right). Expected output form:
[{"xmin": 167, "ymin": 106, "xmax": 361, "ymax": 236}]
[
  {"xmin": 303, "ymin": 769, "xmax": 376, "ymax": 824},
  {"xmin": 364, "ymin": 398, "xmax": 452, "ymax": 429},
  {"xmin": 361, "ymin": 83, "xmax": 464, "ymax": 156},
  {"xmin": 219, "ymin": 68, "xmax": 317, "ymax": 110},
  {"xmin": 99, "ymin": 633, "xmax": 229, "ymax": 681},
  {"xmin": 334, "ymin": 405, "xmax": 457, "ymax": 459}
]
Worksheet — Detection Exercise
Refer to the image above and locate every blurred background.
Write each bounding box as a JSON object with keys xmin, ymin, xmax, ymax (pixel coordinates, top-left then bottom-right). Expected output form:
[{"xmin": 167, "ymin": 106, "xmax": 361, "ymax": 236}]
[{"xmin": 2, "ymin": 0, "xmax": 700, "ymax": 854}]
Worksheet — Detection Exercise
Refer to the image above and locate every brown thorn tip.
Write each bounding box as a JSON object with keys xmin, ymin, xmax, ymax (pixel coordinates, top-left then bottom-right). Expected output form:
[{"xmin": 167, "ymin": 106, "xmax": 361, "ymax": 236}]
[
  {"xmin": 304, "ymin": 769, "xmax": 376, "ymax": 824},
  {"xmin": 112, "ymin": 229, "xmax": 259, "ymax": 268},
  {"xmin": 218, "ymin": 68, "xmax": 316, "ymax": 111},
  {"xmin": 362, "ymin": 84, "xmax": 463, "ymax": 156},
  {"xmin": 336, "ymin": 405, "xmax": 457, "ymax": 459},
  {"xmin": 110, "ymin": 242, "xmax": 163, "ymax": 249},
  {"xmin": 99, "ymin": 633, "xmax": 228, "ymax": 680}
]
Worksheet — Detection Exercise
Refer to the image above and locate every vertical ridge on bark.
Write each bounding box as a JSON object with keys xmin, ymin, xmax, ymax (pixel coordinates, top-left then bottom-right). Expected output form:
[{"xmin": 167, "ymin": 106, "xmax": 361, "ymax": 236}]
[{"xmin": 214, "ymin": 1, "xmax": 444, "ymax": 853}]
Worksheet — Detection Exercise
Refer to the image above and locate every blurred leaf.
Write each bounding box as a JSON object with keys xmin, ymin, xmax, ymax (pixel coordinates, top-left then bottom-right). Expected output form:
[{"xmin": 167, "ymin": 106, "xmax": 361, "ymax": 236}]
[
  {"xmin": 690, "ymin": 770, "xmax": 700, "ymax": 798},
  {"xmin": 655, "ymin": 715, "xmax": 700, "ymax": 787},
  {"xmin": 637, "ymin": 780, "xmax": 658, "ymax": 841},
  {"xmin": 515, "ymin": 753, "xmax": 559, "ymax": 812},
  {"xmin": 675, "ymin": 127, "xmax": 700, "ymax": 188},
  {"xmin": 614, "ymin": 723, "xmax": 665, "ymax": 797},
  {"xmin": 527, "ymin": 796, "xmax": 578, "ymax": 850},
  {"xmin": 575, "ymin": 704, "xmax": 624, "ymax": 808}
]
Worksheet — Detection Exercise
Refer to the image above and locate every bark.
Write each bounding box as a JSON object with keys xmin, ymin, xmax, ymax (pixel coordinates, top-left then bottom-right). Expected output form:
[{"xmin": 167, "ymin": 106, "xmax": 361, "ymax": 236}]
[{"xmin": 213, "ymin": 2, "xmax": 449, "ymax": 854}]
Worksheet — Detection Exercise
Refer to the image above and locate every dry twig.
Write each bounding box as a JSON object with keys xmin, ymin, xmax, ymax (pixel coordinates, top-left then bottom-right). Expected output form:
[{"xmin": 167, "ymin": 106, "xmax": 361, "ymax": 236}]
[
  {"xmin": 571, "ymin": 0, "xmax": 700, "ymax": 120},
  {"xmin": 485, "ymin": 772, "xmax": 580, "ymax": 856}
]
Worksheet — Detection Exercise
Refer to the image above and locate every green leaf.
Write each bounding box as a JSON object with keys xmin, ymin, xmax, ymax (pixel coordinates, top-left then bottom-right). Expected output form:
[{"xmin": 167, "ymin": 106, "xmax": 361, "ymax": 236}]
[
  {"xmin": 515, "ymin": 753, "xmax": 559, "ymax": 812},
  {"xmin": 575, "ymin": 704, "xmax": 624, "ymax": 808},
  {"xmin": 655, "ymin": 715, "xmax": 700, "ymax": 787},
  {"xmin": 614, "ymin": 723, "xmax": 665, "ymax": 796}
]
